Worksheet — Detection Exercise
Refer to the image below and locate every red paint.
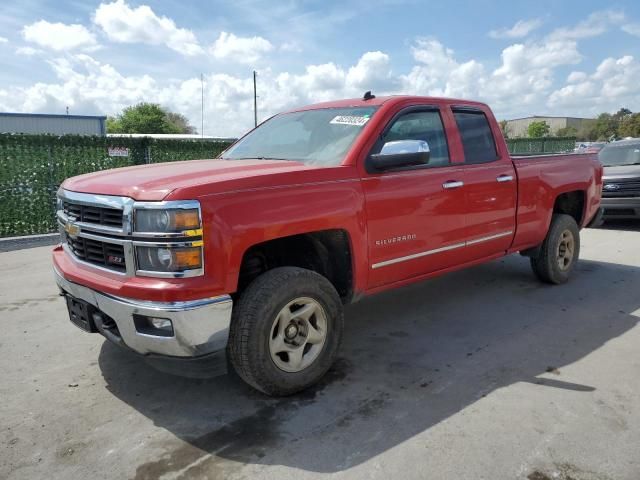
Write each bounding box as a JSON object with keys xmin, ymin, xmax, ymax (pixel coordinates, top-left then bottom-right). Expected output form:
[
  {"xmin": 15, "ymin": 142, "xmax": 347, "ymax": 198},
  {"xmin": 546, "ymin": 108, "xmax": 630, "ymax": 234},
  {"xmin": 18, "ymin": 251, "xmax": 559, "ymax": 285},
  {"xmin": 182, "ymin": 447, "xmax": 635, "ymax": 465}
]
[{"xmin": 55, "ymin": 96, "xmax": 603, "ymax": 302}]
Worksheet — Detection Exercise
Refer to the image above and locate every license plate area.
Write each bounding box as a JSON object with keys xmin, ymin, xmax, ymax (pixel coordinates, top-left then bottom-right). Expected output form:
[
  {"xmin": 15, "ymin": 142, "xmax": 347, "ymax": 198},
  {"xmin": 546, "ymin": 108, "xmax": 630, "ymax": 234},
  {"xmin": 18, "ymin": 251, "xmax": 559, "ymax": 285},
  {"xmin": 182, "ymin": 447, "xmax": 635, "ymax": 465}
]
[{"xmin": 65, "ymin": 295, "xmax": 98, "ymax": 333}]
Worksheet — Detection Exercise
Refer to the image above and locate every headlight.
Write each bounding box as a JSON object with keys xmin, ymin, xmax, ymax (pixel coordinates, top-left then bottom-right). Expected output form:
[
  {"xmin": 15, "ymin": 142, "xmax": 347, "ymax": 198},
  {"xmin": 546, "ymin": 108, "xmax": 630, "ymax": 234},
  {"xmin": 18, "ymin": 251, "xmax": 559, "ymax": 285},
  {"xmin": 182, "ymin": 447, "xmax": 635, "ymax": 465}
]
[
  {"xmin": 136, "ymin": 246, "xmax": 202, "ymax": 273},
  {"xmin": 133, "ymin": 201, "xmax": 204, "ymax": 277},
  {"xmin": 135, "ymin": 208, "xmax": 200, "ymax": 233}
]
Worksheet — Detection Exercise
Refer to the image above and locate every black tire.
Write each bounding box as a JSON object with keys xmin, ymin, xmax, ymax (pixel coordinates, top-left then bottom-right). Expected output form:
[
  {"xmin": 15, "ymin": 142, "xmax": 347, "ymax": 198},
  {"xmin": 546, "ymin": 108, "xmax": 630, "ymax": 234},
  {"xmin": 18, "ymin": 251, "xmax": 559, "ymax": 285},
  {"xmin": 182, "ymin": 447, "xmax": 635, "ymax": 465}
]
[
  {"xmin": 530, "ymin": 214, "xmax": 580, "ymax": 284},
  {"xmin": 228, "ymin": 267, "xmax": 343, "ymax": 396}
]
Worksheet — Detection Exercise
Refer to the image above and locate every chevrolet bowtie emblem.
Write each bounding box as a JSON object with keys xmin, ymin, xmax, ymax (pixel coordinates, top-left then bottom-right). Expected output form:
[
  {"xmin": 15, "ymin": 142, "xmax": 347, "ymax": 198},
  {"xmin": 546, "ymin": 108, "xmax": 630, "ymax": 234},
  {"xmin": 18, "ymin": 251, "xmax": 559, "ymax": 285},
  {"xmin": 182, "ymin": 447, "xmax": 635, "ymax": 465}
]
[{"xmin": 64, "ymin": 221, "xmax": 81, "ymax": 238}]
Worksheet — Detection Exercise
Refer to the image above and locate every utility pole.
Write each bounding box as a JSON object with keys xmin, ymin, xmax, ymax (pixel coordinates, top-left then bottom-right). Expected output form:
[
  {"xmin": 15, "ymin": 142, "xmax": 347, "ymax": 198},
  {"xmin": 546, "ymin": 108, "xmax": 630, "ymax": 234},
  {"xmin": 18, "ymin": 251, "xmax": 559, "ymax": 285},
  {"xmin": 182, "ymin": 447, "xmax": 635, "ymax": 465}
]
[
  {"xmin": 200, "ymin": 73, "xmax": 204, "ymax": 138},
  {"xmin": 253, "ymin": 70, "xmax": 258, "ymax": 128}
]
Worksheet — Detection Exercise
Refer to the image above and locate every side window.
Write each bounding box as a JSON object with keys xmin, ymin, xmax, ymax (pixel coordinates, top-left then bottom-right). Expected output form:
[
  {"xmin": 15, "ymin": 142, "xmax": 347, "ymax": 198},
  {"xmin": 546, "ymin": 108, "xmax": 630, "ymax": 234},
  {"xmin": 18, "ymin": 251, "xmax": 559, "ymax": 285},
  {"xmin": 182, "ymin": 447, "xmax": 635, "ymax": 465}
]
[
  {"xmin": 453, "ymin": 110, "xmax": 498, "ymax": 164},
  {"xmin": 381, "ymin": 110, "xmax": 450, "ymax": 167}
]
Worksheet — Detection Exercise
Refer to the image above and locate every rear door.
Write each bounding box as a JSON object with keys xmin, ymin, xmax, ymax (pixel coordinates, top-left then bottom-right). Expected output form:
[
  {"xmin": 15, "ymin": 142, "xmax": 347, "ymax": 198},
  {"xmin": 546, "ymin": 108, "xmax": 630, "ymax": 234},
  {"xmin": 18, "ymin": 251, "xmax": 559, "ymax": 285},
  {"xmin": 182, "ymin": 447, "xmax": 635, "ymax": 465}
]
[
  {"xmin": 361, "ymin": 106, "xmax": 467, "ymax": 289},
  {"xmin": 451, "ymin": 107, "xmax": 517, "ymax": 262}
]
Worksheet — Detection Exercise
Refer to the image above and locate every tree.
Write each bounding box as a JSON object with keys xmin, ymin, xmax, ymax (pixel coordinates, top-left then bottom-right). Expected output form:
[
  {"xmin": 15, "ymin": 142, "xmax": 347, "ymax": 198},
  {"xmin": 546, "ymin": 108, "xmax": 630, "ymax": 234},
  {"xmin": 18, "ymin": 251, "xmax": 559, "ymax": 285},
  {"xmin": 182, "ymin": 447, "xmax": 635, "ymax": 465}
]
[
  {"xmin": 165, "ymin": 112, "xmax": 197, "ymax": 134},
  {"xmin": 498, "ymin": 120, "xmax": 511, "ymax": 139},
  {"xmin": 556, "ymin": 126, "xmax": 578, "ymax": 137},
  {"xmin": 107, "ymin": 103, "xmax": 196, "ymax": 134},
  {"xmin": 593, "ymin": 113, "xmax": 618, "ymax": 141},
  {"xmin": 528, "ymin": 120, "xmax": 550, "ymax": 138},
  {"xmin": 619, "ymin": 113, "xmax": 640, "ymax": 138}
]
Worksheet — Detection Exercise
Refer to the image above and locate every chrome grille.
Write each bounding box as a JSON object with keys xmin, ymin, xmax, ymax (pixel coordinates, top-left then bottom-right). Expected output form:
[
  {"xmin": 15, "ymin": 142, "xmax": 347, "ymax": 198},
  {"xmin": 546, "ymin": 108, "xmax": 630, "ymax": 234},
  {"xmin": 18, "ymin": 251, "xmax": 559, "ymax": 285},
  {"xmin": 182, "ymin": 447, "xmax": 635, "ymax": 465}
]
[
  {"xmin": 63, "ymin": 201, "xmax": 123, "ymax": 228},
  {"xmin": 66, "ymin": 234, "xmax": 127, "ymax": 272}
]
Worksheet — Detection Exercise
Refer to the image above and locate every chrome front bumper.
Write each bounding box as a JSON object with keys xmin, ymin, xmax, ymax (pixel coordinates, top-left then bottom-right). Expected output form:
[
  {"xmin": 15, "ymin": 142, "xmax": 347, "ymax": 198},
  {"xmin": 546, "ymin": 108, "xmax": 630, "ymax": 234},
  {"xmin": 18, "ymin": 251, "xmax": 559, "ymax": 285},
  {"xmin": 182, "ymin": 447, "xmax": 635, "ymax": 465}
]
[{"xmin": 54, "ymin": 267, "xmax": 233, "ymax": 358}]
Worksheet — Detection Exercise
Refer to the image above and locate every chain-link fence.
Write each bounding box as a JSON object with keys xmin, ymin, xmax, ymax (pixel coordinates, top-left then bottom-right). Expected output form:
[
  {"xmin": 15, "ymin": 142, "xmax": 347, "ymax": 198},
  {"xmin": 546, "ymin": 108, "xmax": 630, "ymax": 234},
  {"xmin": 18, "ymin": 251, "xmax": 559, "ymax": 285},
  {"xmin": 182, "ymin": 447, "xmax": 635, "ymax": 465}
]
[
  {"xmin": 506, "ymin": 137, "xmax": 576, "ymax": 155},
  {"xmin": 0, "ymin": 134, "xmax": 232, "ymax": 237}
]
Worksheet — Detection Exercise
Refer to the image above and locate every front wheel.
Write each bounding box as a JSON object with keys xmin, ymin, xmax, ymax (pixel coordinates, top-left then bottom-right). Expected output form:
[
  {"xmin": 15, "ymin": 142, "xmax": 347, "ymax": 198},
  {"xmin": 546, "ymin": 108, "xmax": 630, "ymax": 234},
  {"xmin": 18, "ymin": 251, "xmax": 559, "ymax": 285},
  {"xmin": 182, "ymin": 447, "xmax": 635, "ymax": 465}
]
[
  {"xmin": 530, "ymin": 214, "xmax": 580, "ymax": 284},
  {"xmin": 228, "ymin": 267, "xmax": 344, "ymax": 396}
]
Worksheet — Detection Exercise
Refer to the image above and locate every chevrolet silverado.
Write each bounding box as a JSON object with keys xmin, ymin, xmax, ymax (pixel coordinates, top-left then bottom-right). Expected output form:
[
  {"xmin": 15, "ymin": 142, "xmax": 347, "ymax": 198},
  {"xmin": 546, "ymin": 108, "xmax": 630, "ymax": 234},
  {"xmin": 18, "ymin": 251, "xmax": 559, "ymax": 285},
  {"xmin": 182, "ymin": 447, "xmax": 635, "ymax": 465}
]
[{"xmin": 53, "ymin": 94, "xmax": 603, "ymax": 395}]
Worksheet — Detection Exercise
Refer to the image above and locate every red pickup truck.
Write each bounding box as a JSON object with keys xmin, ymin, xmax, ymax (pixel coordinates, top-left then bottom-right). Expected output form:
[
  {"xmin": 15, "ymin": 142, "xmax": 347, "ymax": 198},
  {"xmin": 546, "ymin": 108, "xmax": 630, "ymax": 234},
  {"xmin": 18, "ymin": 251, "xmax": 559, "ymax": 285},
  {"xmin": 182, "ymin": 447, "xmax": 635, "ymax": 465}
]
[{"xmin": 53, "ymin": 95, "xmax": 602, "ymax": 395}]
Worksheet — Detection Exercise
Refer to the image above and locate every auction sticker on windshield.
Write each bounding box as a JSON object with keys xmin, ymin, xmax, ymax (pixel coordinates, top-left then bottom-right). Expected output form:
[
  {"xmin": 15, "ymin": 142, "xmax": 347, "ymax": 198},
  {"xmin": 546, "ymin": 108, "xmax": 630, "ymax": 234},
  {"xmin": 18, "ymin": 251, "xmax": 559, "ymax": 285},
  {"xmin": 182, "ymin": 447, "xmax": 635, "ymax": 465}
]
[{"xmin": 330, "ymin": 115, "xmax": 370, "ymax": 126}]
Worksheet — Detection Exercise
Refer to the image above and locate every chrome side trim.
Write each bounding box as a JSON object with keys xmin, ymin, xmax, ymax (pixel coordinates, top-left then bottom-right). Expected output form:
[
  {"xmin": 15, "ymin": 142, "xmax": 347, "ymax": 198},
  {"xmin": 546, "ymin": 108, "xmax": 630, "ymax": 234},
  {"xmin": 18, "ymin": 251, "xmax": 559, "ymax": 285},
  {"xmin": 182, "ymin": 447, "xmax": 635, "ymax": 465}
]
[
  {"xmin": 372, "ymin": 242, "xmax": 466, "ymax": 269},
  {"xmin": 465, "ymin": 230, "xmax": 513, "ymax": 245},
  {"xmin": 371, "ymin": 230, "xmax": 514, "ymax": 269}
]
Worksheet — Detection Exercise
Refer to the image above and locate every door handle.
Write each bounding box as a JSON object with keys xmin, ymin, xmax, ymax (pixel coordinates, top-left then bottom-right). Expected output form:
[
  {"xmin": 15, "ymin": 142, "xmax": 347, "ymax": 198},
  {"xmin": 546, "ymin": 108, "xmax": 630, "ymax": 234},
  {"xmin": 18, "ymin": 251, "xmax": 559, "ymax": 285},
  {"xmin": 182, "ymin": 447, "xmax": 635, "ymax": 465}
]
[
  {"xmin": 496, "ymin": 174, "xmax": 514, "ymax": 183},
  {"xmin": 443, "ymin": 180, "xmax": 464, "ymax": 189}
]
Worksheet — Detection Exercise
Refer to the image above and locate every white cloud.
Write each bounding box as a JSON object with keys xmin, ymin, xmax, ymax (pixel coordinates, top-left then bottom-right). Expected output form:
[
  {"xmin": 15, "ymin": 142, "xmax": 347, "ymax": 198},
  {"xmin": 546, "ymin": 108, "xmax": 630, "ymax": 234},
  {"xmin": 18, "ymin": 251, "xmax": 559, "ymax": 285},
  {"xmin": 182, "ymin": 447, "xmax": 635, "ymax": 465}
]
[
  {"xmin": 93, "ymin": 0, "xmax": 203, "ymax": 55},
  {"xmin": 548, "ymin": 10, "xmax": 625, "ymax": 40},
  {"xmin": 346, "ymin": 51, "xmax": 394, "ymax": 90},
  {"xmin": 22, "ymin": 20, "xmax": 98, "ymax": 51},
  {"xmin": 489, "ymin": 18, "xmax": 543, "ymax": 39},
  {"xmin": 280, "ymin": 41, "xmax": 302, "ymax": 53},
  {"xmin": 567, "ymin": 71, "xmax": 588, "ymax": 83},
  {"xmin": 400, "ymin": 36, "xmax": 584, "ymax": 117},
  {"xmin": 16, "ymin": 46, "xmax": 41, "ymax": 56},
  {"xmin": 402, "ymin": 39, "xmax": 485, "ymax": 98},
  {"xmin": 209, "ymin": 32, "xmax": 273, "ymax": 64},
  {"xmin": 0, "ymin": 36, "xmax": 8, "ymax": 44},
  {"xmin": 622, "ymin": 23, "xmax": 640, "ymax": 36},
  {"xmin": 3, "ymin": 9, "xmax": 640, "ymax": 136},
  {"xmin": 548, "ymin": 55, "xmax": 640, "ymax": 113}
]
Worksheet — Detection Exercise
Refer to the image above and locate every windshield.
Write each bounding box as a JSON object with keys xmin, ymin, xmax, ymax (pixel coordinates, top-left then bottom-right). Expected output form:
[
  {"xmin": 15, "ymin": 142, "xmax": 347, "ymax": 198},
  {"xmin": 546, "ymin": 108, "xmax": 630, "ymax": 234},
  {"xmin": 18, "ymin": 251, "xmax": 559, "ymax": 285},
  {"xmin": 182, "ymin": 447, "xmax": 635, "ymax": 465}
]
[
  {"xmin": 221, "ymin": 107, "xmax": 378, "ymax": 166},
  {"xmin": 598, "ymin": 142, "xmax": 640, "ymax": 166}
]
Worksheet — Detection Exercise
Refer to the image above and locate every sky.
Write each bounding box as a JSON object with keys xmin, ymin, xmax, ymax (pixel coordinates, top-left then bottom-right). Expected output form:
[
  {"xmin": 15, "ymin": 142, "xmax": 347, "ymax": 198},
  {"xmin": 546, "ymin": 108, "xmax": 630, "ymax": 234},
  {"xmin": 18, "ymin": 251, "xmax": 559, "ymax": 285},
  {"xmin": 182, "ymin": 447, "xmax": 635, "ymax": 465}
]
[{"xmin": 1, "ymin": 0, "xmax": 640, "ymax": 137}]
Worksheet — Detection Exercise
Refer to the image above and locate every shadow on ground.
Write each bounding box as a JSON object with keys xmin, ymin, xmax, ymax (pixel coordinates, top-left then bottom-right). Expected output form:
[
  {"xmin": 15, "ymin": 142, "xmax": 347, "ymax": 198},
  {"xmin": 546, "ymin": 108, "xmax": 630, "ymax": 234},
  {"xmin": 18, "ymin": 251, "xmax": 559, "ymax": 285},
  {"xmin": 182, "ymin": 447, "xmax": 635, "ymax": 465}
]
[{"xmin": 98, "ymin": 255, "xmax": 639, "ymax": 478}]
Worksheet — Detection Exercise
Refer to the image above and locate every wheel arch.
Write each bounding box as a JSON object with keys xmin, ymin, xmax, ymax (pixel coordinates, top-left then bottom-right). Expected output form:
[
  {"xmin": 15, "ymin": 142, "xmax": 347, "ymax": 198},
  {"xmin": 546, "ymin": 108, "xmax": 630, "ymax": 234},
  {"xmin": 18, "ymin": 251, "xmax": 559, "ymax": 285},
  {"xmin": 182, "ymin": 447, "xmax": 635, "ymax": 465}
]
[
  {"xmin": 552, "ymin": 190, "xmax": 586, "ymax": 226},
  {"xmin": 235, "ymin": 229, "xmax": 356, "ymax": 304}
]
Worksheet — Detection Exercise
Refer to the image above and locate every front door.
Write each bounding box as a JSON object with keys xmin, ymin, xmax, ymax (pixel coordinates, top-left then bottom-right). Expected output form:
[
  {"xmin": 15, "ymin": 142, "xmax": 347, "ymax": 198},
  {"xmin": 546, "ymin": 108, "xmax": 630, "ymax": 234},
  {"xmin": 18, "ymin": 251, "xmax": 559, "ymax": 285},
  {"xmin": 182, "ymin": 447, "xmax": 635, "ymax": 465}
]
[{"xmin": 362, "ymin": 107, "xmax": 467, "ymax": 289}]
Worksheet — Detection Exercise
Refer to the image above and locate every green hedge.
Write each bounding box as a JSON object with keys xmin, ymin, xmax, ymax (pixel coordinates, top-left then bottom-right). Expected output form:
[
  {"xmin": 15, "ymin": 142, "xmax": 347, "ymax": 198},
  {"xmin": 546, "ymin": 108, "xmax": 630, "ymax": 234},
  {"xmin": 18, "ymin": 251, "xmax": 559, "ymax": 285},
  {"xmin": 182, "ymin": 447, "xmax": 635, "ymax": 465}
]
[
  {"xmin": 506, "ymin": 137, "xmax": 576, "ymax": 154},
  {"xmin": 0, "ymin": 134, "xmax": 232, "ymax": 237}
]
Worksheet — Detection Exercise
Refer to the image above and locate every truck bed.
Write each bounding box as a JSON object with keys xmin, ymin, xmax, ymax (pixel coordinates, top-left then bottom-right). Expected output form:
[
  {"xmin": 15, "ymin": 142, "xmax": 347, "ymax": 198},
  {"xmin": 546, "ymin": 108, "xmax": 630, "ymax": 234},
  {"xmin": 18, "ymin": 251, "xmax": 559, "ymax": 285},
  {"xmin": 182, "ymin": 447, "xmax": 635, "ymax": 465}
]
[{"xmin": 510, "ymin": 152, "xmax": 602, "ymax": 252}]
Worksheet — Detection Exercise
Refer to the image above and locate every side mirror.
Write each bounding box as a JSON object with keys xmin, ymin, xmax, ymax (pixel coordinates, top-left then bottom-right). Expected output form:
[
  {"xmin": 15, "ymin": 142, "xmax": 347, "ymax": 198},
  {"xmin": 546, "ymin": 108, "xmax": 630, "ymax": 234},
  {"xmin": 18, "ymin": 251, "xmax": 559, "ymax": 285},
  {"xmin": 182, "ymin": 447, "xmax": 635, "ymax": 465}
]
[{"xmin": 369, "ymin": 140, "xmax": 430, "ymax": 171}]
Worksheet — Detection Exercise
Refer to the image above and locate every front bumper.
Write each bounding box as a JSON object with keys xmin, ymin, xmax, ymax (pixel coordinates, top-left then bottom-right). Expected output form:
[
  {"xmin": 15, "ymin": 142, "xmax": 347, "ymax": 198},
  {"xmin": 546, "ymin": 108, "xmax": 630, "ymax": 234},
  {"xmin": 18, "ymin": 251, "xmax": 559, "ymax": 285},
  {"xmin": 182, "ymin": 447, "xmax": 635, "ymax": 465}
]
[
  {"xmin": 601, "ymin": 197, "xmax": 640, "ymax": 219},
  {"xmin": 54, "ymin": 266, "xmax": 233, "ymax": 359}
]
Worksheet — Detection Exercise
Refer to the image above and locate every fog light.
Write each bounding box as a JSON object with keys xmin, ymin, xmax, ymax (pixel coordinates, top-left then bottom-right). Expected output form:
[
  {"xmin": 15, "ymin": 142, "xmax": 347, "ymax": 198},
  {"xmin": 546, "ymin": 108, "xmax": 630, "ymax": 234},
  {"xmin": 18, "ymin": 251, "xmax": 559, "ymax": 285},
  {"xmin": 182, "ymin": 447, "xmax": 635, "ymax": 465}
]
[
  {"xmin": 133, "ymin": 314, "xmax": 174, "ymax": 337},
  {"xmin": 150, "ymin": 317, "xmax": 172, "ymax": 330}
]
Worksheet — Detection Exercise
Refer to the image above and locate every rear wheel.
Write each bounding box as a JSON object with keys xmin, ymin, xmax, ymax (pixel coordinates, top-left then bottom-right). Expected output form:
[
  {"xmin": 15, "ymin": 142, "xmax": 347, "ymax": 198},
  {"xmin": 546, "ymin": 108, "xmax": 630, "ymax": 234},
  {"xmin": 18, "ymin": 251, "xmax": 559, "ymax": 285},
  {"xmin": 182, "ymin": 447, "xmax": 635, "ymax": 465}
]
[
  {"xmin": 228, "ymin": 267, "xmax": 343, "ymax": 396},
  {"xmin": 530, "ymin": 214, "xmax": 580, "ymax": 284}
]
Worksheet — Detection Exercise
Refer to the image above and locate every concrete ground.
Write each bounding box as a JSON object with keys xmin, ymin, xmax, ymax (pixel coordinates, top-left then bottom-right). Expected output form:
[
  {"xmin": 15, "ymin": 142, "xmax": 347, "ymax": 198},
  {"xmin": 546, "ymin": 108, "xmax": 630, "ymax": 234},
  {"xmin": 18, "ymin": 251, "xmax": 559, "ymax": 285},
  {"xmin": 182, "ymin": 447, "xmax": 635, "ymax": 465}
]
[{"xmin": 2, "ymin": 224, "xmax": 639, "ymax": 480}]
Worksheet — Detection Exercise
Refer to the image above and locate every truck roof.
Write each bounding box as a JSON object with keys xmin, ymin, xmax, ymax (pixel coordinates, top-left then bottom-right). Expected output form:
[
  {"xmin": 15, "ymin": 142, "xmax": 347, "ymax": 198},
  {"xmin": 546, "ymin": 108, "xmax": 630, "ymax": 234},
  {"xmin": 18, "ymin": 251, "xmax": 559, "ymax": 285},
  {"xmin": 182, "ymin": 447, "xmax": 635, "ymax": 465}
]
[{"xmin": 286, "ymin": 95, "xmax": 489, "ymax": 113}]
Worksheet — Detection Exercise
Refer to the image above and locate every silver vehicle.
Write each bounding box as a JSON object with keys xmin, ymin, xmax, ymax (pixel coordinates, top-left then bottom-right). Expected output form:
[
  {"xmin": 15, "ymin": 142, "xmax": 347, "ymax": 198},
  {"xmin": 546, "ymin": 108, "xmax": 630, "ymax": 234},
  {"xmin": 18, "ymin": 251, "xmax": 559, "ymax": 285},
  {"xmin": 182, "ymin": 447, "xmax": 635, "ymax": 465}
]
[{"xmin": 599, "ymin": 139, "xmax": 640, "ymax": 220}]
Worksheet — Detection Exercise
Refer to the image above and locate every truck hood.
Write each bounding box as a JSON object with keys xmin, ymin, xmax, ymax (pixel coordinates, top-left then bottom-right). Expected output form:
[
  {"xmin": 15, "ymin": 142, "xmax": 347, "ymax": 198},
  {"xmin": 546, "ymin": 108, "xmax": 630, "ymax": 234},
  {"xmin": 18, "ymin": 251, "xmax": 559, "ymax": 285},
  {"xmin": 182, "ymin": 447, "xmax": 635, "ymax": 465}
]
[
  {"xmin": 62, "ymin": 159, "xmax": 344, "ymax": 200},
  {"xmin": 602, "ymin": 164, "xmax": 640, "ymax": 181}
]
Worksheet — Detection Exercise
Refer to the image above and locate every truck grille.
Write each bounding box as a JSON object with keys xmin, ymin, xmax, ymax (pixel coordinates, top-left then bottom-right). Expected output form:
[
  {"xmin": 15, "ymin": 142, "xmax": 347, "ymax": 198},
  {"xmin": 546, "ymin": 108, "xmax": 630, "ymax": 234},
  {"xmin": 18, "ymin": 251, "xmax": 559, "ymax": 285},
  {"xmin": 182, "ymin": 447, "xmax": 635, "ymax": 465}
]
[
  {"xmin": 63, "ymin": 201, "xmax": 123, "ymax": 228},
  {"xmin": 66, "ymin": 234, "xmax": 127, "ymax": 272},
  {"xmin": 603, "ymin": 180, "xmax": 640, "ymax": 197}
]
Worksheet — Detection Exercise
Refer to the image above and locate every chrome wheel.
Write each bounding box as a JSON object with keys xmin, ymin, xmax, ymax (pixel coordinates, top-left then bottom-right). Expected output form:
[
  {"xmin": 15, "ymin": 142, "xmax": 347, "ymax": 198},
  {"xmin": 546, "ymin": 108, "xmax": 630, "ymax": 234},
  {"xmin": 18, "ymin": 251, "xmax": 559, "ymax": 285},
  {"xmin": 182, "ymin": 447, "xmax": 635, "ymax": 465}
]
[
  {"xmin": 269, "ymin": 297, "xmax": 328, "ymax": 373},
  {"xmin": 557, "ymin": 229, "xmax": 575, "ymax": 271}
]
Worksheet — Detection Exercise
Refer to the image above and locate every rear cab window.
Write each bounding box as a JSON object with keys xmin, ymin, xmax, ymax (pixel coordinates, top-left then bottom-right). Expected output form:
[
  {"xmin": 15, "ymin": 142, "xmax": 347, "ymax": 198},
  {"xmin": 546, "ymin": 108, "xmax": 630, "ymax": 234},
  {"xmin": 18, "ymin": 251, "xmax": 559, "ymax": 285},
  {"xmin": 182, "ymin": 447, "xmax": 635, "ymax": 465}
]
[{"xmin": 453, "ymin": 109, "xmax": 498, "ymax": 164}]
